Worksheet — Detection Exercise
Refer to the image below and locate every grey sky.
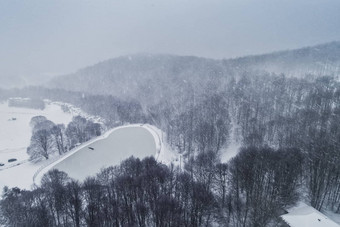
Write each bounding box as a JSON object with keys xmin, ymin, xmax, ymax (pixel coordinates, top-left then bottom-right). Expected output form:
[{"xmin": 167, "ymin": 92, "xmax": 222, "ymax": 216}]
[{"xmin": 1, "ymin": 0, "xmax": 340, "ymax": 78}]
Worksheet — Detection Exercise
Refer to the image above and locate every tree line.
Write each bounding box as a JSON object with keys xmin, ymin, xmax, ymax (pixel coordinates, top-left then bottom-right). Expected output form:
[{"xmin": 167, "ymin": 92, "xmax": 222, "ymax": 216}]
[
  {"xmin": 8, "ymin": 97, "xmax": 45, "ymax": 110},
  {"xmin": 1, "ymin": 147, "xmax": 303, "ymax": 227},
  {"xmin": 27, "ymin": 116, "xmax": 101, "ymax": 161},
  {"xmin": 1, "ymin": 87, "xmax": 146, "ymax": 126}
]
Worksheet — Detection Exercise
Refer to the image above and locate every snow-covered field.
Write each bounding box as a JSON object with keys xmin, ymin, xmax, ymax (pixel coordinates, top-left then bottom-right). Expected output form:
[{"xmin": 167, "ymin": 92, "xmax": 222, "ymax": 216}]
[
  {"xmin": 0, "ymin": 101, "xmax": 73, "ymax": 164},
  {"xmin": 0, "ymin": 100, "xmax": 108, "ymax": 190},
  {"xmin": 0, "ymin": 100, "xmax": 177, "ymax": 190},
  {"xmin": 34, "ymin": 124, "xmax": 179, "ymax": 183},
  {"xmin": 0, "ymin": 101, "xmax": 76, "ymax": 189},
  {"xmin": 40, "ymin": 126, "xmax": 156, "ymax": 181}
]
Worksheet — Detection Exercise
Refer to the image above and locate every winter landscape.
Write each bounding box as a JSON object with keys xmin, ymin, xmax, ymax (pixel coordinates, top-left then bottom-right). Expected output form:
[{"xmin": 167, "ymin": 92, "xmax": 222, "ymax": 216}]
[{"xmin": 1, "ymin": 0, "xmax": 340, "ymax": 226}]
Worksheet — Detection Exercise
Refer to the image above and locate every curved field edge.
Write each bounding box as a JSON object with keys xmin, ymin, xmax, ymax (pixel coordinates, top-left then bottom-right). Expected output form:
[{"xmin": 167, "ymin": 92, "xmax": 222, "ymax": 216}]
[{"xmin": 33, "ymin": 124, "xmax": 178, "ymax": 185}]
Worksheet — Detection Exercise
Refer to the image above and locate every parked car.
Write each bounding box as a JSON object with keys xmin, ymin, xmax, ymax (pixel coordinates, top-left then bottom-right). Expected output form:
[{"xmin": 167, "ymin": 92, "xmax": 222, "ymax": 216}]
[{"xmin": 8, "ymin": 158, "xmax": 17, "ymax": 163}]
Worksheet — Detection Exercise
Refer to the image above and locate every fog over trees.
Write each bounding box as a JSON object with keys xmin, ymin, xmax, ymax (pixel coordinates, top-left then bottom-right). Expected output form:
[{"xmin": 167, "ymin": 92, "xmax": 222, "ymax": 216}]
[{"xmin": 0, "ymin": 42, "xmax": 340, "ymax": 226}]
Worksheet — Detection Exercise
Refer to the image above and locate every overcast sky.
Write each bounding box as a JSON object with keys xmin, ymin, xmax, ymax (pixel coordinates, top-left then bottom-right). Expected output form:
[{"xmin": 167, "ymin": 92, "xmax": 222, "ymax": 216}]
[{"xmin": 1, "ymin": 0, "xmax": 340, "ymax": 78}]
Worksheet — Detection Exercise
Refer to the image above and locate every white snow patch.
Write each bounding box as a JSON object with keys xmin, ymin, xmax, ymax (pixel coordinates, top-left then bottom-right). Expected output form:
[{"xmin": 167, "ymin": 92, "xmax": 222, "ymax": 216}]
[
  {"xmin": 221, "ymin": 116, "xmax": 242, "ymax": 163},
  {"xmin": 323, "ymin": 210, "xmax": 340, "ymax": 225},
  {"xmin": 281, "ymin": 202, "xmax": 340, "ymax": 227},
  {"xmin": 143, "ymin": 124, "xmax": 180, "ymax": 165},
  {"xmin": 220, "ymin": 142, "xmax": 241, "ymax": 163},
  {"xmin": 0, "ymin": 160, "xmax": 45, "ymax": 190}
]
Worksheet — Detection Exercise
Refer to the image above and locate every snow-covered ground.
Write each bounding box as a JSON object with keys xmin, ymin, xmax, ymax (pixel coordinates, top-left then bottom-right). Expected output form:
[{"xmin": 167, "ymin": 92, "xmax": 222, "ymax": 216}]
[
  {"xmin": 0, "ymin": 105, "xmax": 178, "ymax": 190},
  {"xmin": 221, "ymin": 116, "xmax": 242, "ymax": 163},
  {"xmin": 220, "ymin": 142, "xmax": 241, "ymax": 163},
  {"xmin": 0, "ymin": 101, "xmax": 74, "ymax": 167},
  {"xmin": 34, "ymin": 124, "xmax": 179, "ymax": 184},
  {"xmin": 0, "ymin": 99, "xmax": 105, "ymax": 190},
  {"xmin": 0, "ymin": 101, "xmax": 74, "ymax": 190},
  {"xmin": 324, "ymin": 210, "xmax": 340, "ymax": 225},
  {"xmin": 281, "ymin": 202, "xmax": 340, "ymax": 227},
  {"xmin": 35, "ymin": 125, "xmax": 154, "ymax": 182},
  {"xmin": 145, "ymin": 124, "xmax": 181, "ymax": 166}
]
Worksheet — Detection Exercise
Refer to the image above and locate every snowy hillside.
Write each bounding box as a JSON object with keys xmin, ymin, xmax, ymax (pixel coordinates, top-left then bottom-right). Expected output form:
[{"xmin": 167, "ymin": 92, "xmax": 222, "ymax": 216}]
[
  {"xmin": 225, "ymin": 41, "xmax": 340, "ymax": 78},
  {"xmin": 48, "ymin": 42, "xmax": 340, "ymax": 103}
]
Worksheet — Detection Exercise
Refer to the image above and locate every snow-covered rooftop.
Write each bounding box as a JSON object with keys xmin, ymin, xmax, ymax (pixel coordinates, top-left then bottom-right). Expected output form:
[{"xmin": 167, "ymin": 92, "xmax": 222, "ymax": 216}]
[{"xmin": 281, "ymin": 202, "xmax": 340, "ymax": 227}]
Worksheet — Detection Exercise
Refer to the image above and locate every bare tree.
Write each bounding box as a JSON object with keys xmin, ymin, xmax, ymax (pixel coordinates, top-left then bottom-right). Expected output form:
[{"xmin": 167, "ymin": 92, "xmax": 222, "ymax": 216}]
[
  {"xmin": 51, "ymin": 124, "xmax": 67, "ymax": 155},
  {"xmin": 27, "ymin": 129, "xmax": 54, "ymax": 160}
]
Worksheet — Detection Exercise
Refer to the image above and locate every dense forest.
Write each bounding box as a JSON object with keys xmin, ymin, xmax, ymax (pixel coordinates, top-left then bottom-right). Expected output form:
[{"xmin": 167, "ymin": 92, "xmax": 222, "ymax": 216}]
[
  {"xmin": 1, "ymin": 148, "xmax": 302, "ymax": 227},
  {"xmin": 0, "ymin": 42, "xmax": 340, "ymax": 226}
]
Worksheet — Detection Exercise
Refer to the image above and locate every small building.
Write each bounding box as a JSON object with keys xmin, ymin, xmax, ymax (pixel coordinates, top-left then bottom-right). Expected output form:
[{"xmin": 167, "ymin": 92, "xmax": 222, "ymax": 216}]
[{"xmin": 281, "ymin": 202, "xmax": 340, "ymax": 227}]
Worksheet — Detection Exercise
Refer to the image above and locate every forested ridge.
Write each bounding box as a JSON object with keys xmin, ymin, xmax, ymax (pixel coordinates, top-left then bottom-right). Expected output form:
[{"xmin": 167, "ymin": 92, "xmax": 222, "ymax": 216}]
[{"xmin": 0, "ymin": 42, "xmax": 340, "ymax": 226}]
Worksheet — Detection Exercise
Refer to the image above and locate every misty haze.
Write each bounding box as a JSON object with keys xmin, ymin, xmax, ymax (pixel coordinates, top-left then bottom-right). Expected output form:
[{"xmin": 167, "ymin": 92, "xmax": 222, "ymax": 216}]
[{"xmin": 0, "ymin": 0, "xmax": 340, "ymax": 226}]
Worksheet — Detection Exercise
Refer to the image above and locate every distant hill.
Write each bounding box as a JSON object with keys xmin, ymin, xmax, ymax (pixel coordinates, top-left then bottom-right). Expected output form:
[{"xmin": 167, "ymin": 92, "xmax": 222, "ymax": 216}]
[
  {"xmin": 48, "ymin": 41, "xmax": 340, "ymax": 104},
  {"xmin": 224, "ymin": 41, "xmax": 340, "ymax": 77},
  {"xmin": 48, "ymin": 54, "xmax": 228, "ymax": 105}
]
